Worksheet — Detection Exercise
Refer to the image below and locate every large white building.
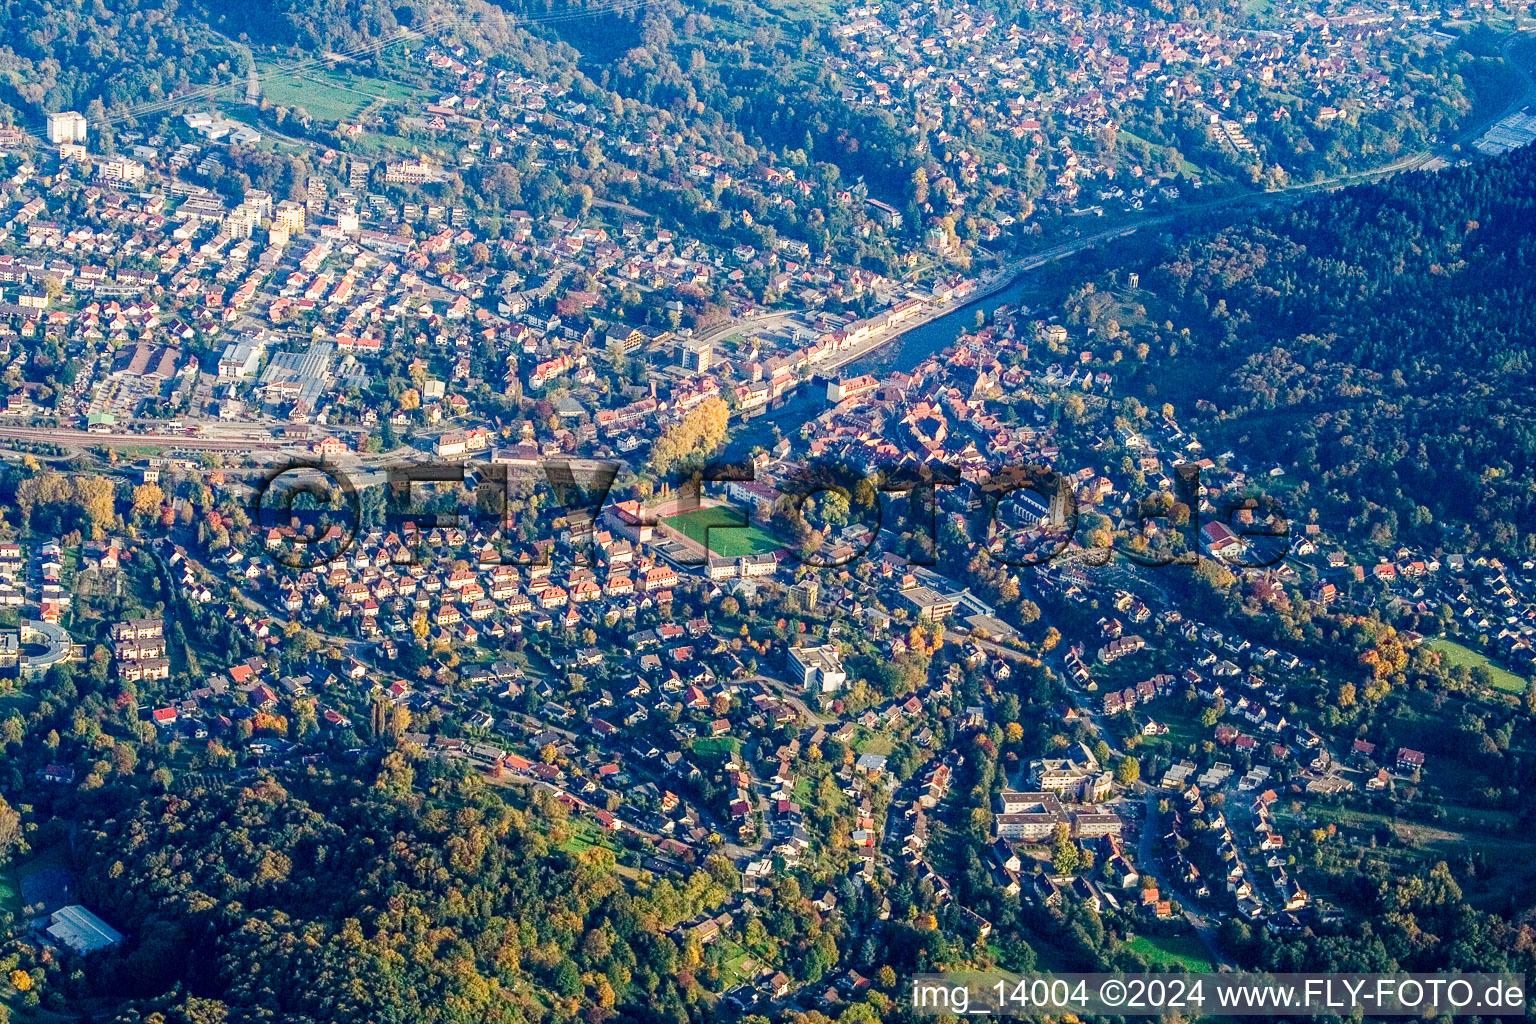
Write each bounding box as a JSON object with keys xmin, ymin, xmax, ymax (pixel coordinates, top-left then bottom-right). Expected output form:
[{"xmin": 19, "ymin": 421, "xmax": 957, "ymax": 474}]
[
  {"xmin": 46, "ymin": 905, "xmax": 122, "ymax": 955},
  {"xmin": 994, "ymin": 791, "xmax": 1066, "ymax": 840},
  {"xmin": 1029, "ymin": 743, "xmax": 1113, "ymax": 801},
  {"xmin": 96, "ymin": 157, "xmax": 145, "ymax": 186},
  {"xmin": 46, "ymin": 110, "xmax": 88, "ymax": 145},
  {"xmin": 788, "ymin": 644, "xmax": 846, "ymax": 693},
  {"xmin": 218, "ymin": 338, "xmax": 264, "ymax": 380},
  {"xmin": 384, "ymin": 159, "xmax": 446, "ymax": 184}
]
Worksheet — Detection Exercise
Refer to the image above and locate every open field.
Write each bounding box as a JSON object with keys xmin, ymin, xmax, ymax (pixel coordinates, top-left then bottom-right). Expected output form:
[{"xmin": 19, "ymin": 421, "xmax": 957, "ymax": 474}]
[
  {"xmin": 663, "ymin": 506, "xmax": 781, "ymax": 558},
  {"xmin": 1426, "ymin": 637, "xmax": 1528, "ymax": 693},
  {"xmin": 711, "ymin": 936, "xmax": 763, "ymax": 991},
  {"xmin": 1127, "ymin": 702, "xmax": 1206, "ymax": 760},
  {"xmin": 256, "ymin": 64, "xmax": 421, "ymax": 121},
  {"xmin": 1275, "ymin": 798, "xmax": 1536, "ymax": 912},
  {"xmin": 556, "ymin": 819, "xmax": 638, "ymax": 878},
  {"xmin": 557, "ymin": 816, "xmax": 621, "ymax": 852},
  {"xmin": 692, "ymin": 736, "xmax": 742, "ymax": 759},
  {"xmin": 1125, "ymin": 931, "xmax": 1215, "ymax": 972},
  {"xmin": 852, "ymin": 730, "xmax": 894, "ymax": 756},
  {"xmin": 1302, "ymin": 804, "xmax": 1528, "ymax": 852}
]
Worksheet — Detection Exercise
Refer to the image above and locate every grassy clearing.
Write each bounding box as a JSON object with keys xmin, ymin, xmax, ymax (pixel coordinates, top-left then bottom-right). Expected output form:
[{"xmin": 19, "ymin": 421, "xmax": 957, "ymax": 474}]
[
  {"xmin": 1125, "ymin": 932, "xmax": 1214, "ymax": 972},
  {"xmin": 792, "ymin": 775, "xmax": 814, "ymax": 805},
  {"xmin": 557, "ymin": 819, "xmax": 638, "ymax": 879},
  {"xmin": 664, "ymin": 506, "xmax": 781, "ymax": 558},
  {"xmin": 257, "ymin": 64, "xmax": 421, "ymax": 122},
  {"xmin": 349, "ymin": 131, "xmax": 426, "ymax": 158},
  {"xmin": 692, "ymin": 736, "xmax": 742, "ymax": 760},
  {"xmin": 0, "ymin": 864, "xmax": 20, "ymax": 922},
  {"xmin": 853, "ymin": 731, "xmax": 894, "ymax": 756},
  {"xmin": 1274, "ymin": 800, "xmax": 1536, "ymax": 912},
  {"xmin": 1307, "ymin": 805, "xmax": 1521, "ymax": 850},
  {"xmin": 1426, "ymin": 638, "xmax": 1528, "ymax": 693},
  {"xmin": 559, "ymin": 817, "xmax": 619, "ymax": 852},
  {"xmin": 1006, "ymin": 918, "xmax": 1084, "ymax": 971},
  {"xmin": 716, "ymin": 938, "xmax": 761, "ymax": 989},
  {"xmin": 1133, "ymin": 702, "xmax": 1207, "ymax": 759}
]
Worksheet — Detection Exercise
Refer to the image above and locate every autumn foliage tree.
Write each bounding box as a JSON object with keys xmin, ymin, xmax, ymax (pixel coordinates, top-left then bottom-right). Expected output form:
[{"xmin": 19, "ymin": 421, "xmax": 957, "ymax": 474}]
[{"xmin": 646, "ymin": 396, "xmax": 729, "ymax": 479}]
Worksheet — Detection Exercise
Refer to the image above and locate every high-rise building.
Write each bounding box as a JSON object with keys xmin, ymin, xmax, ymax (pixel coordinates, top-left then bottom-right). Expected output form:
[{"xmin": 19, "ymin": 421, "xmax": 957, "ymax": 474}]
[
  {"xmin": 243, "ymin": 189, "xmax": 274, "ymax": 220},
  {"xmin": 305, "ymin": 175, "xmax": 327, "ymax": 215},
  {"xmin": 273, "ymin": 200, "xmax": 306, "ymax": 234},
  {"xmin": 680, "ymin": 338, "xmax": 713, "ymax": 371},
  {"xmin": 46, "ymin": 111, "xmax": 88, "ymax": 145}
]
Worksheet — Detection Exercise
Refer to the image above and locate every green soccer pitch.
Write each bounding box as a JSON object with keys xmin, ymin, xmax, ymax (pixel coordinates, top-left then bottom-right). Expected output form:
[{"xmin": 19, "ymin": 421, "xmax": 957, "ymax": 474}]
[{"xmin": 662, "ymin": 505, "xmax": 782, "ymax": 558}]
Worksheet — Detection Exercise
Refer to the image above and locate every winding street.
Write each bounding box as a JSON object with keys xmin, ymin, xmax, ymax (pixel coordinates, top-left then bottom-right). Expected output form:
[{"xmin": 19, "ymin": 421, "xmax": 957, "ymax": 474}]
[{"xmin": 1139, "ymin": 789, "xmax": 1235, "ymax": 970}]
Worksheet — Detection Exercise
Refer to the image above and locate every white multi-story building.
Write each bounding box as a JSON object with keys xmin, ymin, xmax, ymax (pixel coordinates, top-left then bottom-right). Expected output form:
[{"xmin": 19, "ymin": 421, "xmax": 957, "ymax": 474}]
[
  {"xmin": 788, "ymin": 644, "xmax": 846, "ymax": 693},
  {"xmin": 97, "ymin": 158, "xmax": 145, "ymax": 186},
  {"xmin": 384, "ymin": 159, "xmax": 445, "ymax": 184},
  {"xmin": 218, "ymin": 339, "xmax": 263, "ymax": 380},
  {"xmin": 46, "ymin": 111, "xmax": 88, "ymax": 145}
]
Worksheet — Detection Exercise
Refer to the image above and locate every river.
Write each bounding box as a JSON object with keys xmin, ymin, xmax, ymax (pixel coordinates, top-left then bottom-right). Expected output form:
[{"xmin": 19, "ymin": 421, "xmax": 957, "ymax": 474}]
[{"xmin": 721, "ymin": 267, "xmax": 1049, "ymax": 460}]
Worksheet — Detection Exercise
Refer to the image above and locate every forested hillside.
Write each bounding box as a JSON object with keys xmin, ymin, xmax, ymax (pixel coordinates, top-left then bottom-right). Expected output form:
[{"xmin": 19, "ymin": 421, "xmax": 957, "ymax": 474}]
[
  {"xmin": 77, "ymin": 768, "xmax": 775, "ymax": 1024},
  {"xmin": 191, "ymin": 0, "xmax": 492, "ymax": 50},
  {"xmin": 1067, "ymin": 144, "xmax": 1536, "ymax": 560},
  {"xmin": 0, "ymin": 0, "xmax": 235, "ymax": 125},
  {"xmin": 0, "ymin": 0, "xmax": 523, "ymax": 127}
]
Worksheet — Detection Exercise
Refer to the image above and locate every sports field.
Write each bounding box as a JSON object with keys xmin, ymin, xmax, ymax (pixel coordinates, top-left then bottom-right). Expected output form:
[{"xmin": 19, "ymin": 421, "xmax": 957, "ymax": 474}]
[{"xmin": 663, "ymin": 505, "xmax": 781, "ymax": 557}]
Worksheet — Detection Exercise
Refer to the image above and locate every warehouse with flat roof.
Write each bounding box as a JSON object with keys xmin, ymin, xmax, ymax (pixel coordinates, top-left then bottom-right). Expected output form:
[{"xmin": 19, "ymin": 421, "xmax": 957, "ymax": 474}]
[{"xmin": 46, "ymin": 905, "xmax": 123, "ymax": 955}]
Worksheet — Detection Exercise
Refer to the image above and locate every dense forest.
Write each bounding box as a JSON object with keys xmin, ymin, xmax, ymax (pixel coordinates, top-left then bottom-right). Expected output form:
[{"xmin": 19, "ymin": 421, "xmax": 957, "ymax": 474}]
[
  {"xmin": 0, "ymin": 0, "xmax": 527, "ymax": 127},
  {"xmin": 0, "ymin": 0, "xmax": 235, "ymax": 129},
  {"xmin": 77, "ymin": 768, "xmax": 756, "ymax": 1024},
  {"xmin": 195, "ymin": 0, "xmax": 408, "ymax": 49},
  {"xmin": 1066, "ymin": 144, "xmax": 1536, "ymax": 560}
]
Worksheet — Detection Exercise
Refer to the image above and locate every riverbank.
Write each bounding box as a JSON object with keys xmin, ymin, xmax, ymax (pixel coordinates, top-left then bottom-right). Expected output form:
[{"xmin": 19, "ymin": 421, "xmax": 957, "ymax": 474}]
[
  {"xmin": 733, "ymin": 219, "xmax": 1148, "ymax": 439},
  {"xmin": 818, "ymin": 222, "xmax": 1145, "ymax": 378}
]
